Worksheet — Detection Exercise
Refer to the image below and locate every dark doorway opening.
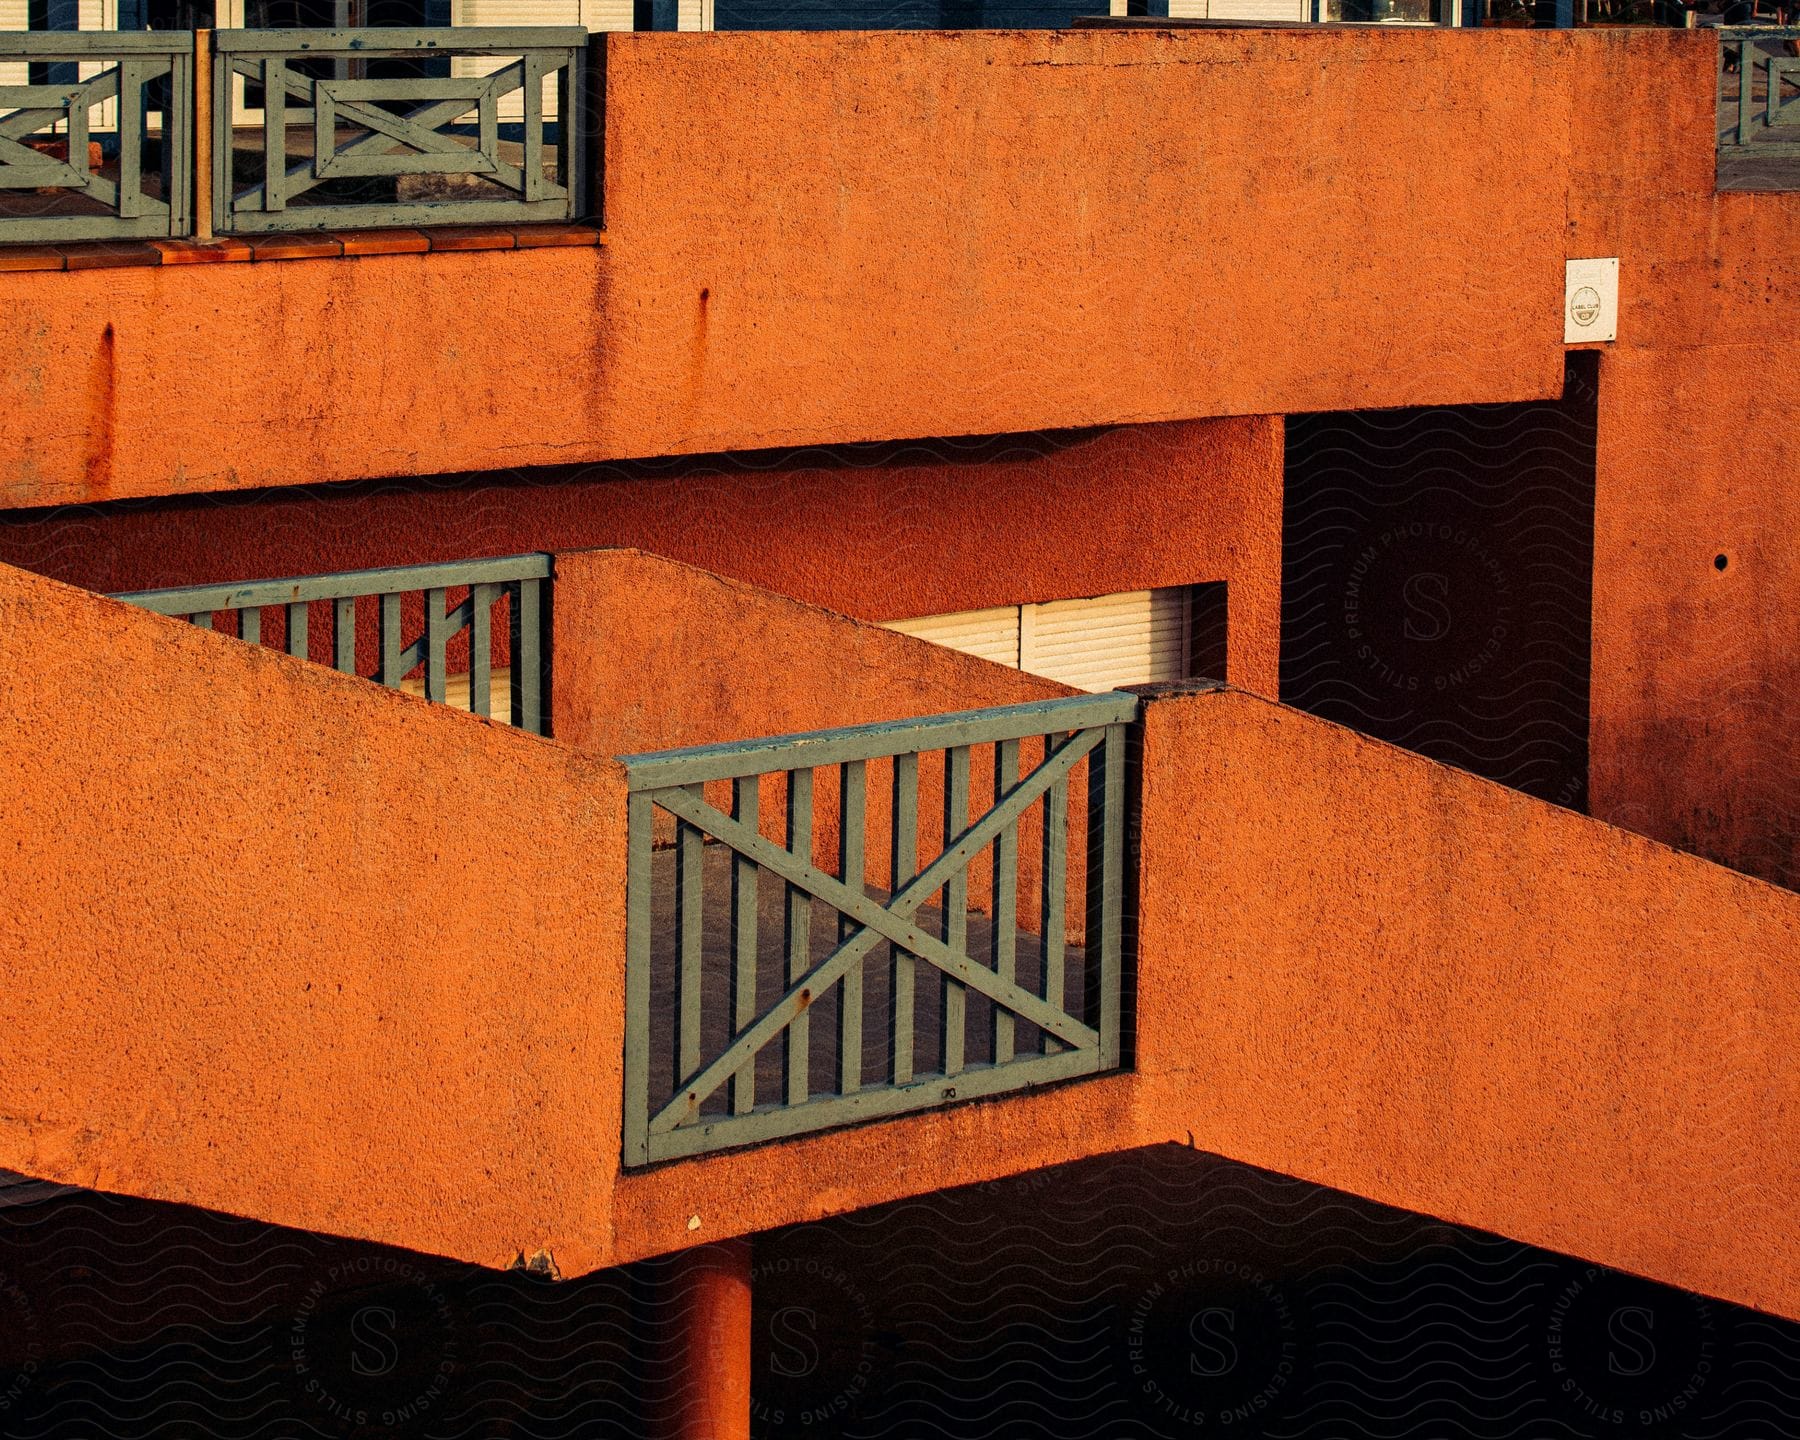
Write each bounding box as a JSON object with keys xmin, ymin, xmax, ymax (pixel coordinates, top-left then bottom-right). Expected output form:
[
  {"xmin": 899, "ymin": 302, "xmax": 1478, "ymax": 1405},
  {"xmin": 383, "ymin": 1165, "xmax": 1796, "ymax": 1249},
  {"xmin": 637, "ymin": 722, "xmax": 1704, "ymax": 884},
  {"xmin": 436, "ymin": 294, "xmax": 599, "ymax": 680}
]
[{"xmin": 1281, "ymin": 355, "xmax": 1599, "ymax": 811}]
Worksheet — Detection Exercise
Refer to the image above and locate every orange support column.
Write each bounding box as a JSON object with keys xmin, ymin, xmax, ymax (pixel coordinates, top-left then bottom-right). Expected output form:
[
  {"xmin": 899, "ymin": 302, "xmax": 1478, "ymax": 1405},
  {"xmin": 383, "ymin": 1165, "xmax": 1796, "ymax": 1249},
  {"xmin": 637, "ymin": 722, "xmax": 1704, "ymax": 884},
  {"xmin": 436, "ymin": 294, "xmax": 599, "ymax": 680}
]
[{"xmin": 647, "ymin": 1238, "xmax": 753, "ymax": 1440}]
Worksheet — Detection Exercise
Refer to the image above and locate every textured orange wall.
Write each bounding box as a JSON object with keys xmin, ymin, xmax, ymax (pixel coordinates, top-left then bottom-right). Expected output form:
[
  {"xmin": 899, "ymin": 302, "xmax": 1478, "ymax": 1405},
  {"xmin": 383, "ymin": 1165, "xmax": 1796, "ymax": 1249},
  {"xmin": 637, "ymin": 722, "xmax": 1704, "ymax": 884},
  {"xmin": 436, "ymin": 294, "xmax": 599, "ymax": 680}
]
[
  {"xmin": 0, "ymin": 28, "xmax": 1572, "ymax": 508},
  {"xmin": 552, "ymin": 548, "xmax": 1089, "ymax": 913},
  {"xmin": 5, "ymin": 560, "xmax": 1798, "ymax": 1322},
  {"xmin": 0, "ymin": 561, "xmax": 630, "ymax": 1276},
  {"xmin": 1131, "ymin": 688, "xmax": 1800, "ymax": 1321},
  {"xmin": 1565, "ymin": 32, "xmax": 1800, "ymax": 888},
  {"xmin": 0, "ymin": 419, "xmax": 1282, "ymax": 698},
  {"xmin": 611, "ymin": 687, "xmax": 1800, "ymax": 1323},
  {"xmin": 552, "ymin": 549, "xmax": 1073, "ymax": 758}
]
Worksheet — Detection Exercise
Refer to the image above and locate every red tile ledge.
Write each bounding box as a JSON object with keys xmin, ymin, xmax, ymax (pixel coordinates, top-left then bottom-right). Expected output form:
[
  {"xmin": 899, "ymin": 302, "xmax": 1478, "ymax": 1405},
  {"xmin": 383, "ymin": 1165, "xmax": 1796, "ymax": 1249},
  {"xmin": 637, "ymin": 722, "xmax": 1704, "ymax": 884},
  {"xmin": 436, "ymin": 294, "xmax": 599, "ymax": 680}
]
[
  {"xmin": 63, "ymin": 242, "xmax": 164, "ymax": 271},
  {"xmin": 0, "ymin": 245, "xmax": 67, "ymax": 273},
  {"xmin": 151, "ymin": 238, "xmax": 254, "ymax": 265},
  {"xmin": 0, "ymin": 223, "xmax": 605, "ymax": 273}
]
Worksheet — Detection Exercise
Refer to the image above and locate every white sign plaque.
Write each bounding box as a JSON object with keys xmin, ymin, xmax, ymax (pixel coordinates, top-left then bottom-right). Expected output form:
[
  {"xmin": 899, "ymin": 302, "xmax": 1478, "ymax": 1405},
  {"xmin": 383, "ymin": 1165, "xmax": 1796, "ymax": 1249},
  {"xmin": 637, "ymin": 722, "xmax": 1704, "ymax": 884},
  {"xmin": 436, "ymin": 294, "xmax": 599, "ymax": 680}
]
[{"xmin": 1565, "ymin": 258, "xmax": 1619, "ymax": 344}]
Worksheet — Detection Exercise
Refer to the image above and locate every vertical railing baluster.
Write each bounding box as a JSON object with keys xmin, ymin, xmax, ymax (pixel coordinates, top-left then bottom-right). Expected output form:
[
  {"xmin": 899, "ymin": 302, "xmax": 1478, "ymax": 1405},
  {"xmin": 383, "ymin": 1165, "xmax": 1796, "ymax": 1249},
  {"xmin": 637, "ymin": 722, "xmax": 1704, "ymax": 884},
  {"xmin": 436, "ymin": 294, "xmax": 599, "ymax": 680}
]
[
  {"xmin": 729, "ymin": 776, "xmax": 759, "ymax": 1116},
  {"xmin": 1086, "ymin": 723, "xmax": 1126, "ymax": 1070},
  {"xmin": 210, "ymin": 40, "xmax": 230, "ymax": 235},
  {"xmin": 890, "ymin": 750, "xmax": 918, "ymax": 1086},
  {"xmin": 286, "ymin": 601, "xmax": 308, "ymax": 660},
  {"xmin": 424, "ymin": 586, "xmax": 449, "ymax": 705},
  {"xmin": 623, "ymin": 790, "xmax": 654, "ymax": 1169},
  {"xmin": 239, "ymin": 606, "xmax": 261, "ymax": 645},
  {"xmin": 190, "ymin": 611, "xmax": 213, "ymax": 630},
  {"xmin": 837, "ymin": 758, "xmax": 866, "ymax": 1096},
  {"xmin": 521, "ymin": 51, "xmax": 546, "ymax": 204},
  {"xmin": 113, "ymin": 59, "xmax": 142, "ymax": 220},
  {"xmin": 784, "ymin": 767, "xmax": 813, "ymax": 1106},
  {"xmin": 334, "ymin": 597, "xmax": 356, "ymax": 675},
  {"xmin": 167, "ymin": 45, "xmax": 191, "ymax": 240},
  {"xmin": 263, "ymin": 56, "xmax": 287, "ymax": 214},
  {"xmin": 1040, "ymin": 736, "xmax": 1068, "ymax": 1056},
  {"xmin": 992, "ymin": 737, "xmax": 1019, "ymax": 1066},
  {"xmin": 511, "ymin": 578, "xmax": 542, "ymax": 735},
  {"xmin": 675, "ymin": 785, "xmax": 704, "ymax": 1090},
  {"xmin": 469, "ymin": 583, "xmax": 494, "ymax": 720},
  {"xmin": 1738, "ymin": 39, "xmax": 1754, "ymax": 146},
  {"xmin": 940, "ymin": 745, "xmax": 969, "ymax": 1078},
  {"xmin": 379, "ymin": 592, "xmax": 404, "ymax": 687}
]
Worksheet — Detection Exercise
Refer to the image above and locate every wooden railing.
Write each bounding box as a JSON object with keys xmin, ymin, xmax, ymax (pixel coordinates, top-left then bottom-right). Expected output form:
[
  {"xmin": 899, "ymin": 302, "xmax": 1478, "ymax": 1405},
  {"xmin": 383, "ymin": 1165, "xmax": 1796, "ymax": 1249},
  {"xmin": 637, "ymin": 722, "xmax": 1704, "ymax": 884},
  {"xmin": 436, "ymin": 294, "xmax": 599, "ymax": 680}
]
[
  {"xmin": 115, "ymin": 553, "xmax": 553, "ymax": 735},
  {"xmin": 0, "ymin": 31, "xmax": 193, "ymax": 244},
  {"xmin": 619, "ymin": 692, "xmax": 1136, "ymax": 1167},
  {"xmin": 0, "ymin": 26, "xmax": 592, "ymax": 246},
  {"xmin": 212, "ymin": 27, "xmax": 591, "ymax": 234},
  {"xmin": 1719, "ymin": 27, "xmax": 1800, "ymax": 161}
]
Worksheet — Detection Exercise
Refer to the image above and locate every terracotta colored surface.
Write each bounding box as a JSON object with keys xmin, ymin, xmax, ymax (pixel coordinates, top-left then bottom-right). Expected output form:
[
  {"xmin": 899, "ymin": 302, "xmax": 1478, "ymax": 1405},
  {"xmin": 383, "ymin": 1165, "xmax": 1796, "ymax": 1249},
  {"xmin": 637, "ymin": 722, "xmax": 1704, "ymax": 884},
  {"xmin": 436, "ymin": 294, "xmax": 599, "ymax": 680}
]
[
  {"xmin": 5, "ymin": 559, "xmax": 1798, "ymax": 1320},
  {"xmin": 553, "ymin": 549, "xmax": 1074, "ymax": 757},
  {"xmin": 613, "ymin": 689, "xmax": 1800, "ymax": 1324},
  {"xmin": 0, "ymin": 28, "xmax": 1574, "ymax": 507},
  {"xmin": 1131, "ymin": 688, "xmax": 1800, "ymax": 1321},
  {"xmin": 1561, "ymin": 34, "xmax": 1800, "ymax": 888},
  {"xmin": 646, "ymin": 1240, "xmax": 753, "ymax": 1440},
  {"xmin": 553, "ymin": 548, "xmax": 1090, "ymax": 912},
  {"xmin": 0, "ymin": 419, "xmax": 1283, "ymax": 699},
  {"xmin": 0, "ymin": 561, "xmax": 629, "ymax": 1276}
]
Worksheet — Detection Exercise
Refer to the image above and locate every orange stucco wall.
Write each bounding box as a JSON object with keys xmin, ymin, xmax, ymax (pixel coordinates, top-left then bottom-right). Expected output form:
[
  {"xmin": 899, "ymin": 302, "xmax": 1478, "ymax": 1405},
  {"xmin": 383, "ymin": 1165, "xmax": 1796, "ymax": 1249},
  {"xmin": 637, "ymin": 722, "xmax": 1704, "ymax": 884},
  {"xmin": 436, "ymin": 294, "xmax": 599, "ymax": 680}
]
[
  {"xmin": 552, "ymin": 548, "xmax": 1090, "ymax": 915},
  {"xmin": 0, "ymin": 27, "xmax": 1578, "ymax": 508},
  {"xmin": 552, "ymin": 548, "xmax": 1074, "ymax": 758},
  {"xmin": 611, "ymin": 683, "xmax": 1800, "ymax": 1324},
  {"xmin": 0, "ymin": 418, "xmax": 1282, "ymax": 698},
  {"xmin": 1564, "ymin": 35, "xmax": 1800, "ymax": 888},
  {"xmin": 0, "ymin": 561, "xmax": 631, "ymax": 1276},
  {"xmin": 7, "ymin": 555, "xmax": 1797, "ymax": 1322}
]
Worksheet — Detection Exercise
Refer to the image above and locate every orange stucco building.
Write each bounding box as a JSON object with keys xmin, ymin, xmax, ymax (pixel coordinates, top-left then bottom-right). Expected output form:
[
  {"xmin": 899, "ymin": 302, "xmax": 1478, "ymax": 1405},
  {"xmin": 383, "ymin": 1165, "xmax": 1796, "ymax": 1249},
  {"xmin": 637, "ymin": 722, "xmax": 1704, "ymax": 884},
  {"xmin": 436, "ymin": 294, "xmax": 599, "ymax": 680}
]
[{"xmin": 0, "ymin": 20, "xmax": 1796, "ymax": 1439}]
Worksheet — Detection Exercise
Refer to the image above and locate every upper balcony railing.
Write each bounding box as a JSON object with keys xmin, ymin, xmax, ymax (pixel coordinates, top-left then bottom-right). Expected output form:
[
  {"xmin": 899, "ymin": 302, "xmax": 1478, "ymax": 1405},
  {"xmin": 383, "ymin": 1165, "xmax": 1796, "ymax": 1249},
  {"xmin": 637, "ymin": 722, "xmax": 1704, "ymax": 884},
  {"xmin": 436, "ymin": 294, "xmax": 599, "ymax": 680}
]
[
  {"xmin": 619, "ymin": 692, "xmax": 1135, "ymax": 1166},
  {"xmin": 115, "ymin": 552, "xmax": 553, "ymax": 734},
  {"xmin": 0, "ymin": 25, "xmax": 595, "ymax": 247},
  {"xmin": 212, "ymin": 27, "xmax": 591, "ymax": 234},
  {"xmin": 1717, "ymin": 26, "xmax": 1800, "ymax": 179},
  {"xmin": 0, "ymin": 31, "xmax": 193, "ymax": 244}
]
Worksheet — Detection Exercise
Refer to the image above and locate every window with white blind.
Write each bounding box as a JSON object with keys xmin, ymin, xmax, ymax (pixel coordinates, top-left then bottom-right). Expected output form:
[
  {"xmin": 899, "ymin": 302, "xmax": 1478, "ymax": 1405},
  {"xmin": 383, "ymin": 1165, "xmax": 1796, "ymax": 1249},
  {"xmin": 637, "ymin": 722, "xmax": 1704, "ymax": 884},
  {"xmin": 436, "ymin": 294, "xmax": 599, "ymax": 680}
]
[{"xmin": 883, "ymin": 585, "xmax": 1221, "ymax": 694}]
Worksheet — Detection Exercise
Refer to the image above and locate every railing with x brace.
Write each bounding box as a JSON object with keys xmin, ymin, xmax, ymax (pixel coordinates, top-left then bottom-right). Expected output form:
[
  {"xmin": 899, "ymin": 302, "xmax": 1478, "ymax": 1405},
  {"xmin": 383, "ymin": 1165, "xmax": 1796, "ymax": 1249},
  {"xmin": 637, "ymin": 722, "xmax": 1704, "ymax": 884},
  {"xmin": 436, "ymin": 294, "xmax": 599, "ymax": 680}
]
[
  {"xmin": 0, "ymin": 31, "xmax": 193, "ymax": 244},
  {"xmin": 212, "ymin": 28, "xmax": 592, "ymax": 234},
  {"xmin": 620, "ymin": 691, "xmax": 1136, "ymax": 1167},
  {"xmin": 1719, "ymin": 27, "xmax": 1800, "ymax": 159},
  {"xmin": 115, "ymin": 552, "xmax": 552, "ymax": 735}
]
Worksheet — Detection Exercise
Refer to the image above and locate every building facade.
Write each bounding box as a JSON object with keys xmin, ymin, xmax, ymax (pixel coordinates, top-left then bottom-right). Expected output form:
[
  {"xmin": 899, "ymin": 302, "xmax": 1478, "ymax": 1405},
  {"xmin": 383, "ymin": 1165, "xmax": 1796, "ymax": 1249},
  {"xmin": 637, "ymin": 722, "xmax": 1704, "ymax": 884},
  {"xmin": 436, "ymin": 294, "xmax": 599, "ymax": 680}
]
[{"xmin": 0, "ymin": 18, "xmax": 1796, "ymax": 1438}]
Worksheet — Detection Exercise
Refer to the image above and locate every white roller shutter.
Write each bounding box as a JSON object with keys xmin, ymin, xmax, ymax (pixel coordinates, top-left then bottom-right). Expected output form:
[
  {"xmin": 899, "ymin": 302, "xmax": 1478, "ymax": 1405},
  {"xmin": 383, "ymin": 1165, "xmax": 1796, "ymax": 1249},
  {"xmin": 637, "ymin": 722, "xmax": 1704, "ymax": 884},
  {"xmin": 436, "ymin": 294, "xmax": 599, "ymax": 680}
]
[
  {"xmin": 1169, "ymin": 0, "xmax": 1308, "ymax": 17},
  {"xmin": 882, "ymin": 605, "xmax": 1019, "ymax": 668},
  {"xmin": 1020, "ymin": 589, "xmax": 1190, "ymax": 693},
  {"xmin": 882, "ymin": 587, "xmax": 1193, "ymax": 694}
]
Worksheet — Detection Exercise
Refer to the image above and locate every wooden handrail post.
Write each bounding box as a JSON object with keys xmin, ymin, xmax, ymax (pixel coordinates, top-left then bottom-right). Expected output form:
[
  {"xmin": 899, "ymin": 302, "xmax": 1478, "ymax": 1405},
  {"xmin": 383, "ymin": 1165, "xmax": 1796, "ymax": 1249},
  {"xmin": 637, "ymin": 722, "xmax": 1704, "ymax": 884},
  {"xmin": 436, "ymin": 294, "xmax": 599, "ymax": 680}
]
[{"xmin": 192, "ymin": 28, "xmax": 212, "ymax": 242}]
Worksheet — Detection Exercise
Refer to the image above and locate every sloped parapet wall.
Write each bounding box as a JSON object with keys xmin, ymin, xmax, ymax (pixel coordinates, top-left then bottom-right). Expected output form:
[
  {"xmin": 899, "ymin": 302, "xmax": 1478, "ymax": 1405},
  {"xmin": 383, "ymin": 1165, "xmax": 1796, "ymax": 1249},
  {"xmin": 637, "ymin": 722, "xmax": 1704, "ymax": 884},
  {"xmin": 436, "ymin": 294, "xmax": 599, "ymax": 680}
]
[
  {"xmin": 3, "ymin": 555, "xmax": 1797, "ymax": 1326},
  {"xmin": 1132, "ymin": 688, "xmax": 1800, "ymax": 1321},
  {"xmin": 0, "ymin": 561, "xmax": 632, "ymax": 1275}
]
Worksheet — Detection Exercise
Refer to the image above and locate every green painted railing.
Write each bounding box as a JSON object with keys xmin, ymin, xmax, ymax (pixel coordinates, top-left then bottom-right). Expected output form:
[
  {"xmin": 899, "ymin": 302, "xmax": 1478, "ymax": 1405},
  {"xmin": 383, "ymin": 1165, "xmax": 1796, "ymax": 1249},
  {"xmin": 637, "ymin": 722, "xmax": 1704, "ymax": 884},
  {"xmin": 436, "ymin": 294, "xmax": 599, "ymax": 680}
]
[
  {"xmin": 1719, "ymin": 27, "xmax": 1800, "ymax": 159},
  {"xmin": 212, "ymin": 27, "xmax": 592, "ymax": 234},
  {"xmin": 0, "ymin": 31, "xmax": 193, "ymax": 245},
  {"xmin": 620, "ymin": 691, "xmax": 1136, "ymax": 1167},
  {"xmin": 116, "ymin": 553, "xmax": 553, "ymax": 735}
]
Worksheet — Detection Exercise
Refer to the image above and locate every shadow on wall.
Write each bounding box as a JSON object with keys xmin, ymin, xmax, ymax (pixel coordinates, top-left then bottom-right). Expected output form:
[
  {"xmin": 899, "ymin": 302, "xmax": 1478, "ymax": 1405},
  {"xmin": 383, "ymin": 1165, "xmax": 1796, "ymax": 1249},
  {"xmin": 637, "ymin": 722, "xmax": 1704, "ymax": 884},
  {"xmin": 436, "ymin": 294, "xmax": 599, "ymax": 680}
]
[
  {"xmin": 1282, "ymin": 354, "xmax": 1599, "ymax": 810},
  {"xmin": 3, "ymin": 1145, "xmax": 1799, "ymax": 1437}
]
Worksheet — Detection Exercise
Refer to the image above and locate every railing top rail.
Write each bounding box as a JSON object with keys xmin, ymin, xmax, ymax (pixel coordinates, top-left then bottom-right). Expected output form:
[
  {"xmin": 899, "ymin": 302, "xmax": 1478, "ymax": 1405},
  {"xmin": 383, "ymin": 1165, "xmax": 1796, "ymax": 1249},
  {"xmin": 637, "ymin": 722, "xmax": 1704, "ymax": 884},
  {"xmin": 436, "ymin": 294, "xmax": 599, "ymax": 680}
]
[
  {"xmin": 115, "ymin": 552, "xmax": 552, "ymax": 616},
  {"xmin": 212, "ymin": 27, "xmax": 590, "ymax": 54},
  {"xmin": 1717, "ymin": 25, "xmax": 1800, "ymax": 34},
  {"xmin": 0, "ymin": 30, "xmax": 197, "ymax": 56},
  {"xmin": 621, "ymin": 691, "xmax": 1139, "ymax": 791}
]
